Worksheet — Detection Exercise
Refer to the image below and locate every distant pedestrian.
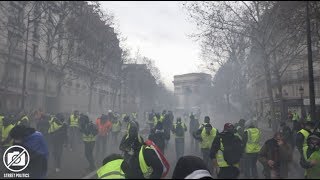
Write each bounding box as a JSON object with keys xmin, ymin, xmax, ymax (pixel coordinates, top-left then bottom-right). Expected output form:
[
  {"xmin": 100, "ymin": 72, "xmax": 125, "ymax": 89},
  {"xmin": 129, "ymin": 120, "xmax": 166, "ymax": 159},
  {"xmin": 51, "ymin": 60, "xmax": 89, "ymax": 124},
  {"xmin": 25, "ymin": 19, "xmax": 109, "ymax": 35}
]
[
  {"xmin": 189, "ymin": 114, "xmax": 200, "ymax": 152},
  {"xmin": 80, "ymin": 114, "xmax": 98, "ymax": 172},
  {"xmin": 172, "ymin": 117, "xmax": 187, "ymax": 161},
  {"xmin": 48, "ymin": 113, "xmax": 67, "ymax": 173}
]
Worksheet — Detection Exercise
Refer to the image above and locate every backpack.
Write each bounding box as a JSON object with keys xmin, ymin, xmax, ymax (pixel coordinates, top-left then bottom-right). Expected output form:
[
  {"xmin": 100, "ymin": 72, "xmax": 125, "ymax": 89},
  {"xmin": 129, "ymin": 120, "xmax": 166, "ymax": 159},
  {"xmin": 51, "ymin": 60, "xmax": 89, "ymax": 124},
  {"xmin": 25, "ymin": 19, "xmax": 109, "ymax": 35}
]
[
  {"xmin": 145, "ymin": 139, "xmax": 170, "ymax": 178},
  {"xmin": 220, "ymin": 133, "xmax": 243, "ymax": 165},
  {"xmin": 175, "ymin": 123, "xmax": 184, "ymax": 137}
]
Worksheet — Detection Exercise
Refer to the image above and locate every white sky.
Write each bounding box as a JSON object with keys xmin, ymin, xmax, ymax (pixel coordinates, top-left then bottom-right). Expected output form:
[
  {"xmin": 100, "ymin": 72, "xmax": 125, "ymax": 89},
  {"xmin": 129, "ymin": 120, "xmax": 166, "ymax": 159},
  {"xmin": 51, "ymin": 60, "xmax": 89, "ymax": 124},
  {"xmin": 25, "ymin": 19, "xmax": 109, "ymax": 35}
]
[{"xmin": 100, "ymin": 1, "xmax": 206, "ymax": 91}]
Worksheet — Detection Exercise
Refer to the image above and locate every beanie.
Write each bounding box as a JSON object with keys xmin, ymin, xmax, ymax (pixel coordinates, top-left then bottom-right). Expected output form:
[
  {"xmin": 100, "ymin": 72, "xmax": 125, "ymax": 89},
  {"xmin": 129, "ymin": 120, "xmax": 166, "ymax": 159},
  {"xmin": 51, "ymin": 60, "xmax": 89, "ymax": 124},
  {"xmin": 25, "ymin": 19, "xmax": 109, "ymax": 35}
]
[{"xmin": 172, "ymin": 156, "xmax": 213, "ymax": 179}]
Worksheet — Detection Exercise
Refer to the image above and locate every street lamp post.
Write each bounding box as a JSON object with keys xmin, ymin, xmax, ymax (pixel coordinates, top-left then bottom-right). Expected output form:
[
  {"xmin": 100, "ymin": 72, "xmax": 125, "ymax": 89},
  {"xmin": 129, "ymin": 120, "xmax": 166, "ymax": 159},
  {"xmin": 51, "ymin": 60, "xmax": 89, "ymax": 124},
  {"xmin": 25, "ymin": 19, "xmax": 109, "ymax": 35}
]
[{"xmin": 299, "ymin": 85, "xmax": 305, "ymax": 118}]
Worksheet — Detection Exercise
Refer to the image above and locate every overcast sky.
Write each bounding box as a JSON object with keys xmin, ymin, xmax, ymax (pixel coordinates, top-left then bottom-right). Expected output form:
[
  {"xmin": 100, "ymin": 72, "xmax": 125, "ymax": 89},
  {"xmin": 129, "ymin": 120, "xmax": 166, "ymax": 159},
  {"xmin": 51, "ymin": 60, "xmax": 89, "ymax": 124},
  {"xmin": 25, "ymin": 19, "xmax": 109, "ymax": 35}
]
[{"xmin": 100, "ymin": 1, "xmax": 206, "ymax": 91}]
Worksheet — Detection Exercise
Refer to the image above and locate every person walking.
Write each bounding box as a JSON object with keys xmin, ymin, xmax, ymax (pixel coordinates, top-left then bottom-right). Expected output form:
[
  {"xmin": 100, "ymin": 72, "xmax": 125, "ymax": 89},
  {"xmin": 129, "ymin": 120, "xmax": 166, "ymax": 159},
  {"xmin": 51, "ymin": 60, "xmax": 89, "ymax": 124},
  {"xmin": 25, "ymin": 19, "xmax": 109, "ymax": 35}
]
[
  {"xmin": 80, "ymin": 114, "xmax": 98, "ymax": 172},
  {"xmin": 111, "ymin": 114, "xmax": 122, "ymax": 146},
  {"xmin": 296, "ymin": 121, "xmax": 314, "ymax": 157},
  {"xmin": 189, "ymin": 114, "xmax": 200, "ymax": 152},
  {"xmin": 48, "ymin": 113, "xmax": 67, "ymax": 173},
  {"xmin": 69, "ymin": 110, "xmax": 80, "ymax": 151},
  {"xmin": 96, "ymin": 114, "xmax": 112, "ymax": 159},
  {"xmin": 210, "ymin": 123, "xmax": 243, "ymax": 179},
  {"xmin": 148, "ymin": 121, "xmax": 166, "ymax": 153},
  {"xmin": 259, "ymin": 132, "xmax": 292, "ymax": 179},
  {"xmin": 300, "ymin": 133, "xmax": 320, "ymax": 179},
  {"xmin": 172, "ymin": 117, "xmax": 187, "ymax": 161},
  {"xmin": 193, "ymin": 116, "xmax": 218, "ymax": 173},
  {"xmin": 10, "ymin": 125, "xmax": 49, "ymax": 178},
  {"xmin": 243, "ymin": 121, "xmax": 261, "ymax": 179}
]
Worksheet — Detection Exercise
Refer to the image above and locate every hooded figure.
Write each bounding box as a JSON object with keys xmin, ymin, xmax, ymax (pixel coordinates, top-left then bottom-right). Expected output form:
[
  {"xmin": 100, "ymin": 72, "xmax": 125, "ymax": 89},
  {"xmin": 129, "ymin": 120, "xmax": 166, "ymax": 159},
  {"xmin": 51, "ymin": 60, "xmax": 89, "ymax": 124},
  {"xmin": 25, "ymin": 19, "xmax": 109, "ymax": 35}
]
[
  {"xmin": 10, "ymin": 125, "xmax": 49, "ymax": 178},
  {"xmin": 172, "ymin": 156, "xmax": 213, "ymax": 179}
]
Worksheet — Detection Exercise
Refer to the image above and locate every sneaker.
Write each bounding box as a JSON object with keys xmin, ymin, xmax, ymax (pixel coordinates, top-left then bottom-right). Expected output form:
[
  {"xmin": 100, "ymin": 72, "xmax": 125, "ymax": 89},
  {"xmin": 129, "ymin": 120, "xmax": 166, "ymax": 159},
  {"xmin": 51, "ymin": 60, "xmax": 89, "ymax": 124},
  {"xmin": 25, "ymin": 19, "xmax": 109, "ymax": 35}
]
[{"xmin": 55, "ymin": 168, "xmax": 60, "ymax": 172}]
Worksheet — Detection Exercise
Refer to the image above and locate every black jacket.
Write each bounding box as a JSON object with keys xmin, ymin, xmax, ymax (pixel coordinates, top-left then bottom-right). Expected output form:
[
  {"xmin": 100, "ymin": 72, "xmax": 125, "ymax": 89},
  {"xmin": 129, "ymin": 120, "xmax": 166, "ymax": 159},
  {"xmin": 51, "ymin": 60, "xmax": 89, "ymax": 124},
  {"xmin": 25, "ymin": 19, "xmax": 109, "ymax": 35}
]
[
  {"xmin": 148, "ymin": 129, "xmax": 166, "ymax": 152},
  {"xmin": 121, "ymin": 145, "xmax": 163, "ymax": 179}
]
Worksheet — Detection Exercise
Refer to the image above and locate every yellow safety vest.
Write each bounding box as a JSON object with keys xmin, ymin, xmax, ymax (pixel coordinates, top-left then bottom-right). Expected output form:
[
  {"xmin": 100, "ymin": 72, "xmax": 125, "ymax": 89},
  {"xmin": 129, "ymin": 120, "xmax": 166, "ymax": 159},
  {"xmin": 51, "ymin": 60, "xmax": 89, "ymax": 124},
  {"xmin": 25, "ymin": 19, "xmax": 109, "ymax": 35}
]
[
  {"xmin": 97, "ymin": 159, "xmax": 125, "ymax": 179},
  {"xmin": 245, "ymin": 128, "xmax": 261, "ymax": 153},
  {"xmin": 216, "ymin": 139, "xmax": 240, "ymax": 168},
  {"xmin": 292, "ymin": 113, "xmax": 299, "ymax": 121},
  {"xmin": 48, "ymin": 117, "xmax": 62, "ymax": 134},
  {"xmin": 2, "ymin": 124, "xmax": 14, "ymax": 147},
  {"xmin": 125, "ymin": 134, "xmax": 143, "ymax": 143},
  {"xmin": 174, "ymin": 122, "xmax": 187, "ymax": 138},
  {"xmin": 112, "ymin": 121, "xmax": 121, "ymax": 132},
  {"xmin": 70, "ymin": 114, "xmax": 79, "ymax": 127},
  {"xmin": 82, "ymin": 134, "xmax": 96, "ymax": 142},
  {"xmin": 139, "ymin": 145, "xmax": 154, "ymax": 179},
  {"xmin": 306, "ymin": 114, "xmax": 311, "ymax": 122},
  {"xmin": 303, "ymin": 146, "xmax": 320, "ymax": 179},
  {"xmin": 153, "ymin": 116, "xmax": 164, "ymax": 126},
  {"xmin": 16, "ymin": 115, "xmax": 29, "ymax": 126},
  {"xmin": 299, "ymin": 129, "xmax": 310, "ymax": 148},
  {"xmin": 0, "ymin": 115, "xmax": 3, "ymax": 130},
  {"xmin": 132, "ymin": 113, "xmax": 137, "ymax": 119},
  {"xmin": 200, "ymin": 126, "xmax": 217, "ymax": 149}
]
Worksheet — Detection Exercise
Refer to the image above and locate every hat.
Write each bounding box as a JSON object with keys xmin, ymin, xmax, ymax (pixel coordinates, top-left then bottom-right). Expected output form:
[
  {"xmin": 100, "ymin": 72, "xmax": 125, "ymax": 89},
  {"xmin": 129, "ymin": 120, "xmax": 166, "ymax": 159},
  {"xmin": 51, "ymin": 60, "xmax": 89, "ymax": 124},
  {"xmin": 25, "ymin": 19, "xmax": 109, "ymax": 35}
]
[
  {"xmin": 172, "ymin": 156, "xmax": 213, "ymax": 179},
  {"xmin": 223, "ymin": 123, "xmax": 234, "ymax": 132}
]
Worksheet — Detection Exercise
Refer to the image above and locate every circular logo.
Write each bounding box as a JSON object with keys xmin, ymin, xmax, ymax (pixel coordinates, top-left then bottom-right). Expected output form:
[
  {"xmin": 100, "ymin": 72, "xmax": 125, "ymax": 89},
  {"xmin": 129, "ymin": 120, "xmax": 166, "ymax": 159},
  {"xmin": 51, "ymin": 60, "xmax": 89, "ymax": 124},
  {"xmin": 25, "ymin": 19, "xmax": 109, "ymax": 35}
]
[{"xmin": 3, "ymin": 145, "xmax": 30, "ymax": 172}]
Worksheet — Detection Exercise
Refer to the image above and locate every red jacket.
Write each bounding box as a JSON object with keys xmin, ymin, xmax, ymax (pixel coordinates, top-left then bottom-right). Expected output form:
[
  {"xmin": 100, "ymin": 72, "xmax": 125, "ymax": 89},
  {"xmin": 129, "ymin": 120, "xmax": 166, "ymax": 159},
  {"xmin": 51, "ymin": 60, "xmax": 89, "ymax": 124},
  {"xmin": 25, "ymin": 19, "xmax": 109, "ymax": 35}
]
[{"xmin": 96, "ymin": 118, "xmax": 112, "ymax": 136}]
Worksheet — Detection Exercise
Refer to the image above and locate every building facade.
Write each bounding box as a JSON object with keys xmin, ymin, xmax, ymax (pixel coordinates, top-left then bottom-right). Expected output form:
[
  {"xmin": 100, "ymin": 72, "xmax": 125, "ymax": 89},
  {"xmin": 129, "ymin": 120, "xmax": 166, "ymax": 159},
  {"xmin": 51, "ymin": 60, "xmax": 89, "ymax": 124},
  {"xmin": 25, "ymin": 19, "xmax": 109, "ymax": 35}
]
[
  {"xmin": 0, "ymin": 1, "xmax": 123, "ymax": 116},
  {"xmin": 173, "ymin": 73, "xmax": 213, "ymax": 119}
]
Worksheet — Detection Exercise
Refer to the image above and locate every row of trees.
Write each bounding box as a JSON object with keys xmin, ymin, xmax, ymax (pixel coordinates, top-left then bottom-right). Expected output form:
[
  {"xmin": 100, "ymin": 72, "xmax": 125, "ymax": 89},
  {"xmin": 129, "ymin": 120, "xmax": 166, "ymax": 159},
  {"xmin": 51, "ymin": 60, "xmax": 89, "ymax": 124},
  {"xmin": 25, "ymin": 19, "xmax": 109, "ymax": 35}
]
[
  {"xmin": 184, "ymin": 1, "xmax": 320, "ymax": 131},
  {"xmin": 0, "ymin": 1, "xmax": 171, "ymax": 114}
]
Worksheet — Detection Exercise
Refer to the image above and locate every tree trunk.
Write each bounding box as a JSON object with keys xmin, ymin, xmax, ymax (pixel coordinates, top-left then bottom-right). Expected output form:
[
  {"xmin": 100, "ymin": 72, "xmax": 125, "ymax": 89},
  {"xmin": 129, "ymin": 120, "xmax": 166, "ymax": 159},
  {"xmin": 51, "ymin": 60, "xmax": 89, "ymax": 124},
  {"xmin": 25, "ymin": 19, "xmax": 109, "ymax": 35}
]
[
  {"xmin": 88, "ymin": 81, "xmax": 93, "ymax": 113},
  {"xmin": 263, "ymin": 54, "xmax": 277, "ymax": 132},
  {"xmin": 42, "ymin": 66, "xmax": 48, "ymax": 112}
]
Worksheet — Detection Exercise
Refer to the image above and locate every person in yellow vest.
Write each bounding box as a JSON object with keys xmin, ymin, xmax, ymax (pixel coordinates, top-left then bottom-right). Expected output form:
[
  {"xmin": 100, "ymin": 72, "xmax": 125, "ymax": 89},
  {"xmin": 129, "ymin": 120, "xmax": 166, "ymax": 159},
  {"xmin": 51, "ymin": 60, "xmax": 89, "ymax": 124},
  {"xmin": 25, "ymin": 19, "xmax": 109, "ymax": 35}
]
[
  {"xmin": 16, "ymin": 112, "xmax": 30, "ymax": 127},
  {"xmin": 243, "ymin": 121, "xmax": 261, "ymax": 179},
  {"xmin": 96, "ymin": 154, "xmax": 125, "ymax": 179},
  {"xmin": 300, "ymin": 133, "xmax": 320, "ymax": 179},
  {"xmin": 193, "ymin": 116, "xmax": 218, "ymax": 173},
  {"xmin": 131, "ymin": 112, "xmax": 137, "ymax": 121},
  {"xmin": 120, "ymin": 122, "xmax": 163, "ymax": 179},
  {"xmin": 69, "ymin": 110, "xmax": 80, "ymax": 151},
  {"xmin": 210, "ymin": 123, "xmax": 243, "ymax": 179},
  {"xmin": 80, "ymin": 114, "xmax": 98, "ymax": 172},
  {"xmin": 292, "ymin": 110, "xmax": 300, "ymax": 132},
  {"xmin": 172, "ymin": 117, "xmax": 187, "ymax": 161},
  {"xmin": 119, "ymin": 120, "xmax": 143, "ymax": 160},
  {"xmin": 210, "ymin": 123, "xmax": 242, "ymax": 179},
  {"xmin": 48, "ymin": 113, "xmax": 67, "ymax": 173},
  {"xmin": 1, "ymin": 115, "xmax": 15, "ymax": 151},
  {"xmin": 111, "ymin": 113, "xmax": 122, "ymax": 146},
  {"xmin": 153, "ymin": 113, "xmax": 163, "ymax": 127},
  {"xmin": 297, "ymin": 121, "xmax": 314, "ymax": 157},
  {"xmin": 306, "ymin": 113, "xmax": 312, "ymax": 122}
]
